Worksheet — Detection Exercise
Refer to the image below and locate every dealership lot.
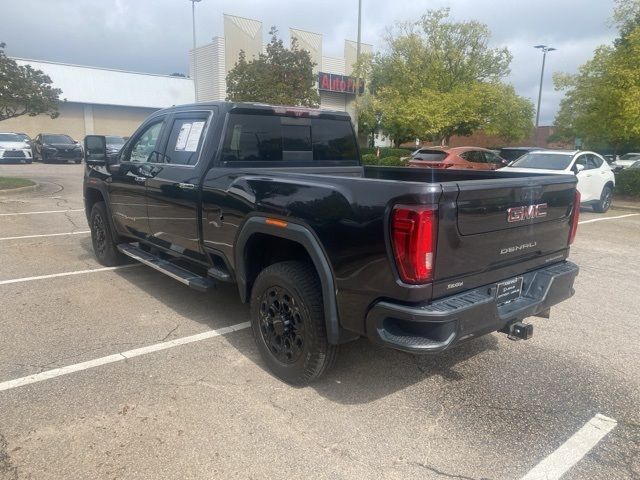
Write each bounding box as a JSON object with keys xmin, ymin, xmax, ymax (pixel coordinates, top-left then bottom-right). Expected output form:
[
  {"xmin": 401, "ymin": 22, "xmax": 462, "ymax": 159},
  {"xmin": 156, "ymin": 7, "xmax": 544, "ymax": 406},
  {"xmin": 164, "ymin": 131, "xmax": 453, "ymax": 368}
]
[{"xmin": 0, "ymin": 163, "xmax": 638, "ymax": 480}]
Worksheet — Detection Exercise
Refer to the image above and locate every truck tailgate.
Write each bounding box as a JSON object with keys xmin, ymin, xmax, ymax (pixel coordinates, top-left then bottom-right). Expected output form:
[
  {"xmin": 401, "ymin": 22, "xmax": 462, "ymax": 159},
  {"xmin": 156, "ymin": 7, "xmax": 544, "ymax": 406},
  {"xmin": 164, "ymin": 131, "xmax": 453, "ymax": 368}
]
[{"xmin": 432, "ymin": 174, "xmax": 577, "ymax": 298}]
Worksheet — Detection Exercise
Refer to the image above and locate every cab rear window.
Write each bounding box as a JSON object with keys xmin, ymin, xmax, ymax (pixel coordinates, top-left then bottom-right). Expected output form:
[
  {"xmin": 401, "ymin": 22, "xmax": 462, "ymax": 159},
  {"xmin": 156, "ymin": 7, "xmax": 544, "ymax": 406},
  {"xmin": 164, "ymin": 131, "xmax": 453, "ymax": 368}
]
[{"xmin": 221, "ymin": 114, "xmax": 358, "ymax": 164}]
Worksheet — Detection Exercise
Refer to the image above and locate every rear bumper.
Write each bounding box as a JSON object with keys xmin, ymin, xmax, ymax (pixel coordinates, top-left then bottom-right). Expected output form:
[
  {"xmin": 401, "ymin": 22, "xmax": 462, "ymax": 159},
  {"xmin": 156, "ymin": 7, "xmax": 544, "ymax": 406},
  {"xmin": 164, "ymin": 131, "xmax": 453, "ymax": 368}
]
[{"xmin": 365, "ymin": 261, "xmax": 579, "ymax": 353}]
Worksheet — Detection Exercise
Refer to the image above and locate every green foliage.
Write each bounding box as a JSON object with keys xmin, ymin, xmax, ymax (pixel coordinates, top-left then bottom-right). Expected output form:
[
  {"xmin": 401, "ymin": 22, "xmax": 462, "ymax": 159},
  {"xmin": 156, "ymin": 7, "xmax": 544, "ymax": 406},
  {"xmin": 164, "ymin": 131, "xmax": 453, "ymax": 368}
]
[
  {"xmin": 615, "ymin": 168, "xmax": 640, "ymax": 197},
  {"xmin": 359, "ymin": 9, "xmax": 533, "ymax": 146},
  {"xmin": 361, "ymin": 153, "xmax": 378, "ymax": 165},
  {"xmin": 226, "ymin": 28, "xmax": 319, "ymax": 107},
  {"xmin": 554, "ymin": 4, "xmax": 640, "ymax": 150},
  {"xmin": 0, "ymin": 43, "xmax": 62, "ymax": 121},
  {"xmin": 360, "ymin": 153, "xmax": 406, "ymax": 166},
  {"xmin": 360, "ymin": 147, "xmax": 412, "ymax": 157}
]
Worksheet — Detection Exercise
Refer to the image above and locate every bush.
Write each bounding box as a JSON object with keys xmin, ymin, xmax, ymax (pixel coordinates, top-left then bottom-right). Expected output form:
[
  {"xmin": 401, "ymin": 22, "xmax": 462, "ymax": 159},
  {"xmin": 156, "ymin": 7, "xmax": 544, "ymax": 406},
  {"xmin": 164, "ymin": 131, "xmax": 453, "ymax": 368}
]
[
  {"xmin": 361, "ymin": 153, "xmax": 378, "ymax": 165},
  {"xmin": 360, "ymin": 154, "xmax": 406, "ymax": 167},
  {"xmin": 359, "ymin": 147, "xmax": 413, "ymax": 158},
  {"xmin": 615, "ymin": 168, "xmax": 640, "ymax": 198},
  {"xmin": 378, "ymin": 156, "xmax": 405, "ymax": 166}
]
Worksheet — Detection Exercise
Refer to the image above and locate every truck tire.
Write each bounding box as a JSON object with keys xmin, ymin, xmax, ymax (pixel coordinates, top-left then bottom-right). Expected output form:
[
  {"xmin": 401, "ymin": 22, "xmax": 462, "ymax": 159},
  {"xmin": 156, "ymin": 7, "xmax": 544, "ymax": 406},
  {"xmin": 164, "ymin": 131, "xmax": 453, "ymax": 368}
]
[
  {"xmin": 89, "ymin": 201, "xmax": 126, "ymax": 266},
  {"xmin": 250, "ymin": 261, "xmax": 337, "ymax": 385},
  {"xmin": 593, "ymin": 185, "xmax": 613, "ymax": 213}
]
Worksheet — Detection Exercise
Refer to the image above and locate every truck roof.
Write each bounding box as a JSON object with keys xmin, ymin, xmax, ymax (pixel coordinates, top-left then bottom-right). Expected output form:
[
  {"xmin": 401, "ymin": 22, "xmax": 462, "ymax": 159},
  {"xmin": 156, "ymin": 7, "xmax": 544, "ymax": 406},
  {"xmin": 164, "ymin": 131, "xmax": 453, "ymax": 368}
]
[{"xmin": 158, "ymin": 101, "xmax": 351, "ymax": 119}]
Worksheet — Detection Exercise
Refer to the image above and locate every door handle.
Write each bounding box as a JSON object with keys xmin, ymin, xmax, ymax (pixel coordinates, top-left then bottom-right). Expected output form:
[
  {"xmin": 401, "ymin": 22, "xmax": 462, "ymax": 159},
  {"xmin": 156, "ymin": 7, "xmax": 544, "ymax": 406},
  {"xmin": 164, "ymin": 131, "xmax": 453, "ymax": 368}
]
[
  {"xmin": 178, "ymin": 183, "xmax": 195, "ymax": 190},
  {"xmin": 134, "ymin": 176, "xmax": 146, "ymax": 183}
]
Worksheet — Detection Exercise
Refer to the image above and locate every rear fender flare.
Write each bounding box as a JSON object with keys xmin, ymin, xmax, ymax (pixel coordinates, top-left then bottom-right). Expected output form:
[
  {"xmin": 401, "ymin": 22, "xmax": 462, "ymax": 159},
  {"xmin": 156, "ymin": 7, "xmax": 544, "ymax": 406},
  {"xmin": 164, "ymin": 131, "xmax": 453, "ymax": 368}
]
[{"xmin": 235, "ymin": 216, "xmax": 345, "ymax": 345}]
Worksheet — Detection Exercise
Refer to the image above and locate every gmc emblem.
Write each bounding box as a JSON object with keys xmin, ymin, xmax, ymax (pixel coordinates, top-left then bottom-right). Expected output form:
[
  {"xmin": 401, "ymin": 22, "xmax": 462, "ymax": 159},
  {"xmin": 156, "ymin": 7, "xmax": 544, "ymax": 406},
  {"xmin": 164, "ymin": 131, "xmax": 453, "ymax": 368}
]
[{"xmin": 507, "ymin": 203, "xmax": 548, "ymax": 223}]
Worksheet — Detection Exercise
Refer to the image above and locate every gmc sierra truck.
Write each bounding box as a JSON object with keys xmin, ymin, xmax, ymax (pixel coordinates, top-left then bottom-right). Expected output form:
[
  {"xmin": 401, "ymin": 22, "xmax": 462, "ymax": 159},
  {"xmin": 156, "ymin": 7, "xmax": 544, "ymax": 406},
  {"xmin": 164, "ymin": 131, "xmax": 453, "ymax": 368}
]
[{"xmin": 83, "ymin": 102, "xmax": 580, "ymax": 385}]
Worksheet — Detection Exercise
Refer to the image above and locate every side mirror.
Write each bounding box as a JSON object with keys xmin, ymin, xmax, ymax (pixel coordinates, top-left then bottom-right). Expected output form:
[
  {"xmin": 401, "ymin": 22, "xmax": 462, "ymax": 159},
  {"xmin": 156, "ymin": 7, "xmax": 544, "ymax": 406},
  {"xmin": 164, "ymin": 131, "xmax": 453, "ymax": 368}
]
[
  {"xmin": 574, "ymin": 163, "xmax": 585, "ymax": 173},
  {"xmin": 84, "ymin": 135, "xmax": 107, "ymax": 165}
]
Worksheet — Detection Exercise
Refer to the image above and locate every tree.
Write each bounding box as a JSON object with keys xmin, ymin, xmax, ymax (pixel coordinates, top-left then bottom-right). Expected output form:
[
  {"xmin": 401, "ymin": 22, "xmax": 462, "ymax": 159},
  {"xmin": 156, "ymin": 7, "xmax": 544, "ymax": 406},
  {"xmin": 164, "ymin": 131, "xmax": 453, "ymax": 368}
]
[
  {"xmin": 0, "ymin": 43, "xmax": 62, "ymax": 121},
  {"xmin": 358, "ymin": 9, "xmax": 533, "ymax": 146},
  {"xmin": 553, "ymin": 1, "xmax": 640, "ymax": 150},
  {"xmin": 226, "ymin": 28, "xmax": 319, "ymax": 107}
]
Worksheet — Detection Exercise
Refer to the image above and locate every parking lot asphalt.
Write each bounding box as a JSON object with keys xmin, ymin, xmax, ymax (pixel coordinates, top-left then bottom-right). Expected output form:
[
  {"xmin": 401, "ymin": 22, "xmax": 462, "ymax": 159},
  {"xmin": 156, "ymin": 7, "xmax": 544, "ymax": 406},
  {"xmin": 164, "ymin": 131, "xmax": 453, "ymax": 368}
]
[{"xmin": 0, "ymin": 163, "xmax": 638, "ymax": 480}]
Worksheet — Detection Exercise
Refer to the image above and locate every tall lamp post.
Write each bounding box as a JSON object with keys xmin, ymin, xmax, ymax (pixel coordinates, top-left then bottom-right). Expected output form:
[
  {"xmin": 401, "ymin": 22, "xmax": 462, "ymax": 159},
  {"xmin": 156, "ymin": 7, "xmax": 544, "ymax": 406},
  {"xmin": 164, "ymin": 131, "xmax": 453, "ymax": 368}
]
[
  {"xmin": 354, "ymin": 0, "xmax": 362, "ymax": 131},
  {"xmin": 189, "ymin": 0, "xmax": 202, "ymax": 102},
  {"xmin": 533, "ymin": 44, "xmax": 556, "ymax": 144}
]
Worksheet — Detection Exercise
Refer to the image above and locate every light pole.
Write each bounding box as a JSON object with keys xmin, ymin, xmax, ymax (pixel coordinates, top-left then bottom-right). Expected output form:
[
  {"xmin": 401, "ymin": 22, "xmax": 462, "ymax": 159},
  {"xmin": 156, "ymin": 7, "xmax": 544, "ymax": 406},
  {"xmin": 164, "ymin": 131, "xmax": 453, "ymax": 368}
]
[
  {"xmin": 189, "ymin": 0, "xmax": 202, "ymax": 102},
  {"xmin": 533, "ymin": 45, "xmax": 556, "ymax": 142},
  {"xmin": 354, "ymin": 0, "xmax": 362, "ymax": 131}
]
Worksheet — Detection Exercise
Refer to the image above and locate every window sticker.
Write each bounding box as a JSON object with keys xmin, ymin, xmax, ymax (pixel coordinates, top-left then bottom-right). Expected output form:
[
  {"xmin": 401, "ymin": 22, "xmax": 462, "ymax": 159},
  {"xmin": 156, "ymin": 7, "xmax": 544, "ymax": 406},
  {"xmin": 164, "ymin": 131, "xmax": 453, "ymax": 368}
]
[
  {"xmin": 175, "ymin": 123, "xmax": 192, "ymax": 151},
  {"xmin": 184, "ymin": 121, "xmax": 205, "ymax": 152}
]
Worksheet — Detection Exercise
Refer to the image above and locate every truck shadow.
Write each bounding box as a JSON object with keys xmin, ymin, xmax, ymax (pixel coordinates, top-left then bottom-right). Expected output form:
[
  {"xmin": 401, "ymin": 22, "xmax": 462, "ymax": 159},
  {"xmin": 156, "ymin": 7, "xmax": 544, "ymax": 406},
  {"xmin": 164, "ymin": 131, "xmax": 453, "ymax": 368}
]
[{"xmin": 106, "ymin": 261, "xmax": 500, "ymax": 405}]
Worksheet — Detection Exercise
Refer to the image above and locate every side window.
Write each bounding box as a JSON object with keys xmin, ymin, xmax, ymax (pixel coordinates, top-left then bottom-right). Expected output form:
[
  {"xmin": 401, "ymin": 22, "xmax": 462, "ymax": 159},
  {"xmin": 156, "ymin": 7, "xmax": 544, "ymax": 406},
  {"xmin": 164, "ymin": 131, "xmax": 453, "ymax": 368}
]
[
  {"xmin": 588, "ymin": 155, "xmax": 603, "ymax": 169},
  {"xmin": 484, "ymin": 151, "xmax": 499, "ymax": 163},
  {"xmin": 164, "ymin": 114, "xmax": 209, "ymax": 166},
  {"xmin": 466, "ymin": 151, "xmax": 485, "ymax": 163},
  {"xmin": 574, "ymin": 155, "xmax": 588, "ymax": 171},
  {"xmin": 123, "ymin": 120, "xmax": 164, "ymax": 164}
]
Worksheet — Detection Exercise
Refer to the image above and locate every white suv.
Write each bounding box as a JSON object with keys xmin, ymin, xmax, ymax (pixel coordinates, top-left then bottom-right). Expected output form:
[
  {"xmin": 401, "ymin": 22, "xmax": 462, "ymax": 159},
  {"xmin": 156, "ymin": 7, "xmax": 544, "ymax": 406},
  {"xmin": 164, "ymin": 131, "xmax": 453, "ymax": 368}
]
[
  {"xmin": 502, "ymin": 150, "xmax": 616, "ymax": 213},
  {"xmin": 0, "ymin": 132, "xmax": 33, "ymax": 164}
]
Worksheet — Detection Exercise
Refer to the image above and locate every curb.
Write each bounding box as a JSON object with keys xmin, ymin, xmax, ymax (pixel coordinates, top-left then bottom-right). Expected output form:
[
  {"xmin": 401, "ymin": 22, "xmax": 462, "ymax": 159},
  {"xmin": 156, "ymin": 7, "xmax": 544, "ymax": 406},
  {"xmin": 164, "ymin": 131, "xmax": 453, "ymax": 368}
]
[
  {"xmin": 0, "ymin": 183, "xmax": 39, "ymax": 196},
  {"xmin": 611, "ymin": 203, "xmax": 640, "ymax": 213}
]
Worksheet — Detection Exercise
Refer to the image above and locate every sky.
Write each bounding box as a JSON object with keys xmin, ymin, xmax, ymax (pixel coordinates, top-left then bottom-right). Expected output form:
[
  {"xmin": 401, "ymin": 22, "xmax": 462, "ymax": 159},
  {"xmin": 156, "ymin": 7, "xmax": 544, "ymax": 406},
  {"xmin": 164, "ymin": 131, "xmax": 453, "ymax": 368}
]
[{"xmin": 1, "ymin": 0, "xmax": 619, "ymax": 125}]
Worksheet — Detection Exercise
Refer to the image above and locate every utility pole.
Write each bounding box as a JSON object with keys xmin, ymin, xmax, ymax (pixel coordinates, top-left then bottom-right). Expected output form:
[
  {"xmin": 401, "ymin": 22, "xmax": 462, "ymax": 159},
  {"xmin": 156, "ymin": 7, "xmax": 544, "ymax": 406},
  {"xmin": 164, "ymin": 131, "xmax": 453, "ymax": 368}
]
[
  {"xmin": 354, "ymin": 0, "xmax": 362, "ymax": 131},
  {"xmin": 533, "ymin": 44, "xmax": 556, "ymax": 145},
  {"xmin": 189, "ymin": 0, "xmax": 202, "ymax": 102}
]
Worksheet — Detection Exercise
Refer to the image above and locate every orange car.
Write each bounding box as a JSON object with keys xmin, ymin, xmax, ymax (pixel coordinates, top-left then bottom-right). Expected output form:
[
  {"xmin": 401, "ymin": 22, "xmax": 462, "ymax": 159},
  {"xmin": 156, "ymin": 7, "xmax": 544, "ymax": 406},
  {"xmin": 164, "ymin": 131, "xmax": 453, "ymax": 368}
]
[{"xmin": 407, "ymin": 146, "xmax": 508, "ymax": 170}]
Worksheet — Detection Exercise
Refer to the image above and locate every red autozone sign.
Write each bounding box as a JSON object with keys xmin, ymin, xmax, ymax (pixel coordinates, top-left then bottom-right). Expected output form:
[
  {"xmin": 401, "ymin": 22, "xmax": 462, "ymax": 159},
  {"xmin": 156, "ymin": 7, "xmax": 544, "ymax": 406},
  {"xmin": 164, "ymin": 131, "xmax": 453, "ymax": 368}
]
[
  {"xmin": 506, "ymin": 203, "xmax": 548, "ymax": 223},
  {"xmin": 318, "ymin": 72, "xmax": 364, "ymax": 94}
]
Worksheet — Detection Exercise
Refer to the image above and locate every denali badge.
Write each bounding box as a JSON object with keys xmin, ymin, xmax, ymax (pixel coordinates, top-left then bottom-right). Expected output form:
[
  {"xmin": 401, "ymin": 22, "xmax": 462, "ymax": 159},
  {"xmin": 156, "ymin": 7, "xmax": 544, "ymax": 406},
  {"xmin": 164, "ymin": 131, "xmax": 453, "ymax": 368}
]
[
  {"xmin": 500, "ymin": 242, "xmax": 537, "ymax": 255},
  {"xmin": 507, "ymin": 203, "xmax": 548, "ymax": 223}
]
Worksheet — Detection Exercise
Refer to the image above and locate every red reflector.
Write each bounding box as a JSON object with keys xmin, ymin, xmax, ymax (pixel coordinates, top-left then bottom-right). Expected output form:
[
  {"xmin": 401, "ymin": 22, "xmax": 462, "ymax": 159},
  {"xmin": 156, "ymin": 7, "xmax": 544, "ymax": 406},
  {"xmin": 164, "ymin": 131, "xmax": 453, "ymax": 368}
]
[
  {"xmin": 391, "ymin": 205, "xmax": 437, "ymax": 284},
  {"xmin": 568, "ymin": 189, "xmax": 580, "ymax": 245}
]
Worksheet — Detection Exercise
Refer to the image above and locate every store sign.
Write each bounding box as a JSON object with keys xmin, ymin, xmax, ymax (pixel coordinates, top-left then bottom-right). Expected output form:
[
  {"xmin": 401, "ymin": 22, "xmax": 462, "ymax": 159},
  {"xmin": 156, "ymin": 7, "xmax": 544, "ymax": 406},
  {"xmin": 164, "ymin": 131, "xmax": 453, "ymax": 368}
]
[{"xmin": 318, "ymin": 72, "xmax": 364, "ymax": 95}]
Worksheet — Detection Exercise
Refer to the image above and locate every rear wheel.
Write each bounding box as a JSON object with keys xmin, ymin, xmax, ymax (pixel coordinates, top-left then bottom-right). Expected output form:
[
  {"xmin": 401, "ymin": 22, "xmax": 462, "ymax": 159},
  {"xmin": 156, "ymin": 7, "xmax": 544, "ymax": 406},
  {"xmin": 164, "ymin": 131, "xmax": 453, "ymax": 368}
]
[
  {"xmin": 593, "ymin": 185, "xmax": 613, "ymax": 213},
  {"xmin": 250, "ymin": 261, "xmax": 337, "ymax": 385},
  {"xmin": 90, "ymin": 202, "xmax": 126, "ymax": 266}
]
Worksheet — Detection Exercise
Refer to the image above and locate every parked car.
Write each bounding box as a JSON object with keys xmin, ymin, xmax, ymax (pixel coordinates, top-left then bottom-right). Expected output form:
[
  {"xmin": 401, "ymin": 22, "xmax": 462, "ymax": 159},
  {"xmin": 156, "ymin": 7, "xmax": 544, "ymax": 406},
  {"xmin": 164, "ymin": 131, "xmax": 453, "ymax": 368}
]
[
  {"xmin": 628, "ymin": 160, "xmax": 640, "ymax": 169},
  {"xmin": 612, "ymin": 152, "xmax": 640, "ymax": 171},
  {"xmin": 82, "ymin": 102, "xmax": 580, "ymax": 384},
  {"xmin": 14, "ymin": 132, "xmax": 33, "ymax": 150},
  {"xmin": 408, "ymin": 146, "xmax": 507, "ymax": 170},
  {"xmin": 499, "ymin": 147, "xmax": 540, "ymax": 163},
  {"xmin": 0, "ymin": 132, "xmax": 33, "ymax": 164},
  {"xmin": 502, "ymin": 150, "xmax": 615, "ymax": 212},
  {"xmin": 33, "ymin": 133, "xmax": 83, "ymax": 163}
]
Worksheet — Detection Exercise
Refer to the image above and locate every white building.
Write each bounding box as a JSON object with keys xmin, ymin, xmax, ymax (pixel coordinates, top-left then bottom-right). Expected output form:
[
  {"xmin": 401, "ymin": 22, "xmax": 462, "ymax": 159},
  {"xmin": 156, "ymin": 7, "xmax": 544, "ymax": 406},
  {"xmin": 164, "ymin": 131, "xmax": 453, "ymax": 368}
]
[
  {"xmin": 191, "ymin": 14, "xmax": 372, "ymax": 122},
  {"xmin": 0, "ymin": 60, "xmax": 194, "ymax": 140}
]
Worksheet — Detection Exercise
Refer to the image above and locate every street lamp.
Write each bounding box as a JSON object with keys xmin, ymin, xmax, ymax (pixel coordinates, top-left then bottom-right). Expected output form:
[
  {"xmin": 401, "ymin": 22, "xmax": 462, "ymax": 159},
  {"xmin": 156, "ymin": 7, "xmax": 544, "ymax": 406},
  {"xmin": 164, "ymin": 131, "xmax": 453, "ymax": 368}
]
[
  {"xmin": 354, "ymin": 0, "xmax": 363, "ymax": 130},
  {"xmin": 533, "ymin": 45, "xmax": 557, "ymax": 140},
  {"xmin": 189, "ymin": 0, "xmax": 202, "ymax": 102}
]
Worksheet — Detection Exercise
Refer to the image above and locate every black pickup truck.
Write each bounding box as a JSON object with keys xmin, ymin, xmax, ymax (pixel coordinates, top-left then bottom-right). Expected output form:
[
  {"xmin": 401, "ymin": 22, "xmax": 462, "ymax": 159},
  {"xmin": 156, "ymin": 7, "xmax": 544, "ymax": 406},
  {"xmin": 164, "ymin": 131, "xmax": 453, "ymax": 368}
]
[{"xmin": 83, "ymin": 102, "xmax": 580, "ymax": 384}]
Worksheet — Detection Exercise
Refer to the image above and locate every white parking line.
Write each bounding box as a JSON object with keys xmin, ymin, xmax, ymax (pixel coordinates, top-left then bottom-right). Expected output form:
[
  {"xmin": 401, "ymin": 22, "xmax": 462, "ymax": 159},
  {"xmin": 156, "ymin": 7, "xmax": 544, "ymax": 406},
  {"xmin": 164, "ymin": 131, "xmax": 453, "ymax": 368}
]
[
  {"xmin": 0, "ymin": 322, "xmax": 251, "ymax": 393},
  {"xmin": 0, "ymin": 231, "xmax": 90, "ymax": 241},
  {"xmin": 520, "ymin": 413, "xmax": 617, "ymax": 480},
  {"xmin": 0, "ymin": 265, "xmax": 138, "ymax": 286},
  {"xmin": 0, "ymin": 209, "xmax": 84, "ymax": 217},
  {"xmin": 579, "ymin": 213, "xmax": 639, "ymax": 224}
]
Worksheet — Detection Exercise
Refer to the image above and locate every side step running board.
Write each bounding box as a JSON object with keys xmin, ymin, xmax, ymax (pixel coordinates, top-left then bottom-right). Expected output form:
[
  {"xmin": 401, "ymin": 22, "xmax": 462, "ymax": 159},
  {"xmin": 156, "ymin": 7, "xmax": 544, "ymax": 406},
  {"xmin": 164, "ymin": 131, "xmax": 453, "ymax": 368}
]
[{"xmin": 117, "ymin": 243, "xmax": 215, "ymax": 292}]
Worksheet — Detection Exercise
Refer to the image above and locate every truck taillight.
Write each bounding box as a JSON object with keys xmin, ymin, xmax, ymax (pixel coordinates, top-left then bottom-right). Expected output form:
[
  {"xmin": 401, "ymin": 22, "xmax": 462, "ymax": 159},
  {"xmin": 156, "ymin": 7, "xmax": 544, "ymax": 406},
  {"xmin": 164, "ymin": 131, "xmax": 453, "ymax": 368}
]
[
  {"xmin": 391, "ymin": 205, "xmax": 437, "ymax": 284},
  {"xmin": 568, "ymin": 190, "xmax": 581, "ymax": 245}
]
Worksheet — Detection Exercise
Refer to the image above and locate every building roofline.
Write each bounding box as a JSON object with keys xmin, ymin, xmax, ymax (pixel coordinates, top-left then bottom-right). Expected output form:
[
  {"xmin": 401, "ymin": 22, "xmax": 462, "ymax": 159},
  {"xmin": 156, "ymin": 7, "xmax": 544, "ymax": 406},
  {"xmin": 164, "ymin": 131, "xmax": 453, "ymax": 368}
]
[{"xmin": 10, "ymin": 57, "xmax": 193, "ymax": 81}]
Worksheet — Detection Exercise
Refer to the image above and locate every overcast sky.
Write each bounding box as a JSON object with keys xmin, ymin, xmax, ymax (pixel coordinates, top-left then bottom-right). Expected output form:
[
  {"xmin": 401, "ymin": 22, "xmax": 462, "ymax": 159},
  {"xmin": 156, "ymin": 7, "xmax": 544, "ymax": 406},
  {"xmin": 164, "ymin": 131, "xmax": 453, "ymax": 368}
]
[{"xmin": 2, "ymin": 0, "xmax": 618, "ymax": 124}]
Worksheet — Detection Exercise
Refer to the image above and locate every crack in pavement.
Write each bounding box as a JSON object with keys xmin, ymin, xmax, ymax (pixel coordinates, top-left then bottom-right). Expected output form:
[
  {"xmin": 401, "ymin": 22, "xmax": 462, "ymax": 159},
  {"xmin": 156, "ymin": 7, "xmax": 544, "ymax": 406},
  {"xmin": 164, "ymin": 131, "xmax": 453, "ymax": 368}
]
[{"xmin": 408, "ymin": 461, "xmax": 488, "ymax": 480}]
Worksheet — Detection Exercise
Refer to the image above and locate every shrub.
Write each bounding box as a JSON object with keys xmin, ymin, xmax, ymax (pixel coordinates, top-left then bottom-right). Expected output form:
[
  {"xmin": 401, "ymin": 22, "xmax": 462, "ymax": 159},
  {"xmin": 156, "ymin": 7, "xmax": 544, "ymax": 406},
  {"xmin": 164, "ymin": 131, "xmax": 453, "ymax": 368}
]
[
  {"xmin": 359, "ymin": 147, "xmax": 413, "ymax": 158},
  {"xmin": 615, "ymin": 168, "xmax": 640, "ymax": 198},
  {"xmin": 361, "ymin": 153, "xmax": 378, "ymax": 165},
  {"xmin": 378, "ymin": 156, "xmax": 405, "ymax": 166}
]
